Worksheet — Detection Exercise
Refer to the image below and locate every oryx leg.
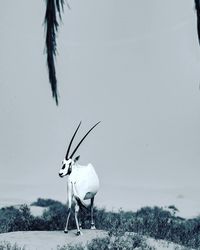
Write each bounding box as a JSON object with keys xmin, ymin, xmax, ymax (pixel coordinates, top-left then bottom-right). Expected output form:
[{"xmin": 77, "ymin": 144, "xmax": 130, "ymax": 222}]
[
  {"xmin": 64, "ymin": 207, "xmax": 71, "ymax": 233},
  {"xmin": 74, "ymin": 203, "xmax": 82, "ymax": 235},
  {"xmin": 64, "ymin": 191, "xmax": 72, "ymax": 233},
  {"xmin": 90, "ymin": 197, "xmax": 96, "ymax": 229}
]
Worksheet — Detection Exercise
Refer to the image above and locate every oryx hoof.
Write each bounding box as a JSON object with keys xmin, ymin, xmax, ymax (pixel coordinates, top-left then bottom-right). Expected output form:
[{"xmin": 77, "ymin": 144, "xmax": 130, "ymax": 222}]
[
  {"xmin": 90, "ymin": 224, "xmax": 96, "ymax": 230},
  {"xmin": 76, "ymin": 231, "xmax": 82, "ymax": 236},
  {"xmin": 64, "ymin": 230, "xmax": 68, "ymax": 234}
]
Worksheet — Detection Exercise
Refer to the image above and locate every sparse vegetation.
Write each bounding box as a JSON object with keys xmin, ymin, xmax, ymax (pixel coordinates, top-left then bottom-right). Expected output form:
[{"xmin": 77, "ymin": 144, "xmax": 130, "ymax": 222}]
[
  {"xmin": 0, "ymin": 241, "xmax": 25, "ymax": 250},
  {"xmin": 0, "ymin": 205, "xmax": 34, "ymax": 233},
  {"xmin": 31, "ymin": 198, "xmax": 61, "ymax": 207},
  {"xmin": 1, "ymin": 199, "xmax": 200, "ymax": 249},
  {"xmin": 57, "ymin": 234, "xmax": 154, "ymax": 250}
]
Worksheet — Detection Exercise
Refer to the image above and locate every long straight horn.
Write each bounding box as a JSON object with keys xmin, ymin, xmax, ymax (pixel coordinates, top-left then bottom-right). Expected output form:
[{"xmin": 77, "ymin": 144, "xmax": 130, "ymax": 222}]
[
  {"xmin": 65, "ymin": 122, "xmax": 81, "ymax": 160},
  {"xmin": 70, "ymin": 121, "xmax": 101, "ymax": 159}
]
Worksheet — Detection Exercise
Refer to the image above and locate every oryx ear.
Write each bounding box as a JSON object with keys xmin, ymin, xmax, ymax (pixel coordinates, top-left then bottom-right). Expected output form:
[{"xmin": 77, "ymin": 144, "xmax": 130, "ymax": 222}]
[{"xmin": 74, "ymin": 155, "xmax": 80, "ymax": 162}]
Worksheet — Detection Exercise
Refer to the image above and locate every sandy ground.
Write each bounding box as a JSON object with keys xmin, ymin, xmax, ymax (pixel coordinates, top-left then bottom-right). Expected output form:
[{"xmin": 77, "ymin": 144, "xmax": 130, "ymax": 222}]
[
  {"xmin": 0, "ymin": 231, "xmax": 191, "ymax": 250},
  {"xmin": 146, "ymin": 237, "xmax": 192, "ymax": 250},
  {"xmin": 0, "ymin": 230, "xmax": 107, "ymax": 250}
]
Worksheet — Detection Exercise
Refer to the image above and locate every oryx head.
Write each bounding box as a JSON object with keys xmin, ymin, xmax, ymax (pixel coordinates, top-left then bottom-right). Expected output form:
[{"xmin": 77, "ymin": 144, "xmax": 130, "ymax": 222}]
[{"xmin": 59, "ymin": 121, "xmax": 100, "ymax": 178}]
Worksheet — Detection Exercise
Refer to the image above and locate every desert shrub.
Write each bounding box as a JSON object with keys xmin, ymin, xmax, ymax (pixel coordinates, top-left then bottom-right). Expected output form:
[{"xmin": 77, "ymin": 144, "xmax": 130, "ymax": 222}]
[
  {"xmin": 31, "ymin": 198, "xmax": 61, "ymax": 207},
  {"xmin": 42, "ymin": 203, "xmax": 77, "ymax": 230},
  {"xmin": 29, "ymin": 216, "xmax": 48, "ymax": 231},
  {"xmin": 42, "ymin": 203, "xmax": 67, "ymax": 230},
  {"xmin": 131, "ymin": 206, "xmax": 174, "ymax": 238},
  {"xmin": 58, "ymin": 244, "xmax": 84, "ymax": 250},
  {"xmin": 0, "ymin": 241, "xmax": 25, "ymax": 250},
  {"xmin": 80, "ymin": 207, "xmax": 132, "ymax": 233},
  {"xmin": 0, "ymin": 205, "xmax": 34, "ymax": 233},
  {"xmin": 109, "ymin": 233, "xmax": 155, "ymax": 250},
  {"xmin": 129, "ymin": 207, "xmax": 200, "ymax": 249},
  {"xmin": 168, "ymin": 205, "xmax": 179, "ymax": 215},
  {"xmin": 86, "ymin": 237, "xmax": 110, "ymax": 250},
  {"xmin": 81, "ymin": 206, "xmax": 200, "ymax": 249},
  {"xmin": 57, "ymin": 234, "xmax": 154, "ymax": 250}
]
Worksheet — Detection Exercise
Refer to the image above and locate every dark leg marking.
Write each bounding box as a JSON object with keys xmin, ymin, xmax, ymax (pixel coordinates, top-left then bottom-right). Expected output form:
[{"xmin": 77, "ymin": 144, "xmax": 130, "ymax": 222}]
[{"xmin": 90, "ymin": 197, "xmax": 96, "ymax": 229}]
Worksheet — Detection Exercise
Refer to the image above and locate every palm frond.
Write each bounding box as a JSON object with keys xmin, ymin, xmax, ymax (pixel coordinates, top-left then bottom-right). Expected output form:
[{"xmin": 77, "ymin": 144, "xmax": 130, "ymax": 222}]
[
  {"xmin": 56, "ymin": 0, "xmax": 64, "ymax": 19},
  {"xmin": 44, "ymin": 0, "xmax": 65, "ymax": 105},
  {"xmin": 195, "ymin": 0, "xmax": 200, "ymax": 45}
]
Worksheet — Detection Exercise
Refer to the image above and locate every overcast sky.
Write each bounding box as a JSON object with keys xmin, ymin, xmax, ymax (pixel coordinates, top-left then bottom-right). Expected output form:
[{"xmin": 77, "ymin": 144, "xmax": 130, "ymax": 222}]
[{"xmin": 0, "ymin": 0, "xmax": 200, "ymax": 209}]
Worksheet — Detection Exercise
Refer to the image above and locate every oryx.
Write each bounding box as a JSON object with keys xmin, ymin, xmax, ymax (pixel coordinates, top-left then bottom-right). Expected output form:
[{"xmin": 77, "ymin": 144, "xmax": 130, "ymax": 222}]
[{"xmin": 59, "ymin": 121, "xmax": 100, "ymax": 235}]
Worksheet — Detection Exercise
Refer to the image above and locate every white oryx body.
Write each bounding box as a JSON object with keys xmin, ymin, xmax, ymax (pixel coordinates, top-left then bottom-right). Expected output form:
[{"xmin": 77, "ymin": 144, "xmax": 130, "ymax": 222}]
[
  {"xmin": 59, "ymin": 121, "xmax": 100, "ymax": 235},
  {"xmin": 67, "ymin": 163, "xmax": 99, "ymax": 203}
]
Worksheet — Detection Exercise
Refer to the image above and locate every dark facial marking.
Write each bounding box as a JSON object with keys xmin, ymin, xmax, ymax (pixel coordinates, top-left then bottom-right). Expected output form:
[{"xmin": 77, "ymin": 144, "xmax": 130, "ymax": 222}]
[{"xmin": 67, "ymin": 162, "xmax": 72, "ymax": 175}]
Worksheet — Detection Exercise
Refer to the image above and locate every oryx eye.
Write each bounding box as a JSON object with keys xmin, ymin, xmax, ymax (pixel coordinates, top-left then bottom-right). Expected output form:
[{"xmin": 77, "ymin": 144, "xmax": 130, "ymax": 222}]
[{"xmin": 62, "ymin": 164, "xmax": 65, "ymax": 170}]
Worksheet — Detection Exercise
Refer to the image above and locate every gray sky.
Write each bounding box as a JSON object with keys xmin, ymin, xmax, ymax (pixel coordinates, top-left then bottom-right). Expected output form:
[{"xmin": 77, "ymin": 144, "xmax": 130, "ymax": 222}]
[{"xmin": 0, "ymin": 0, "xmax": 200, "ymax": 209}]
